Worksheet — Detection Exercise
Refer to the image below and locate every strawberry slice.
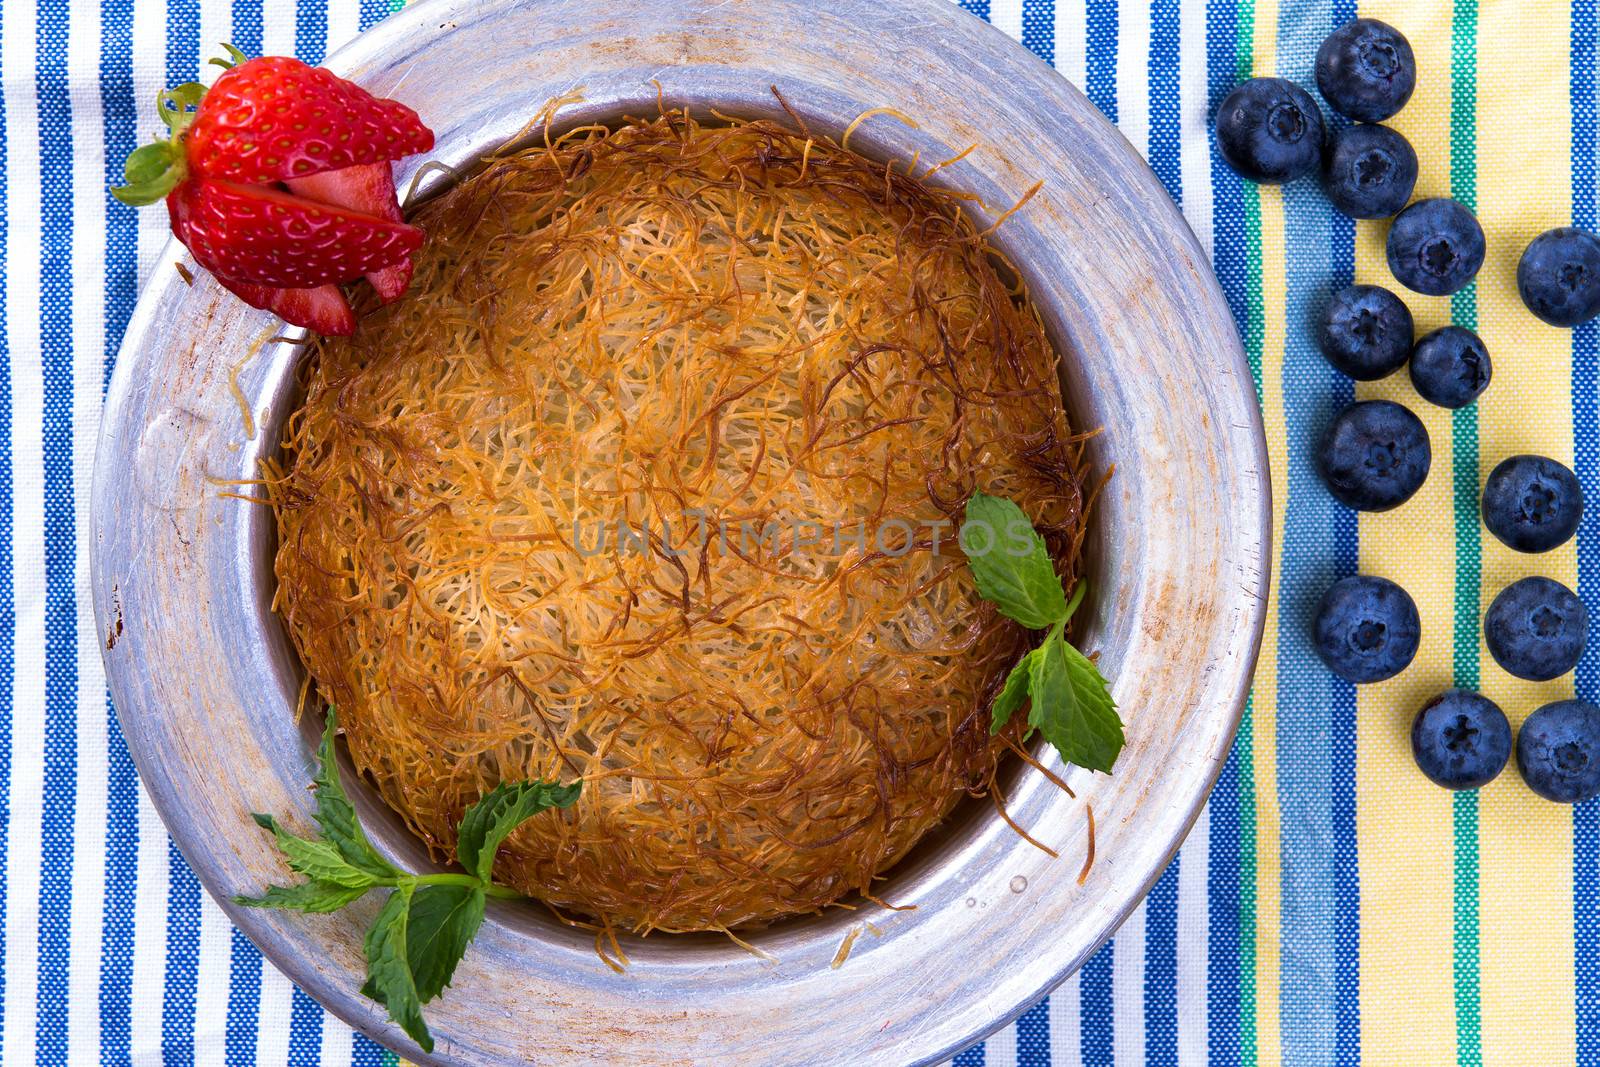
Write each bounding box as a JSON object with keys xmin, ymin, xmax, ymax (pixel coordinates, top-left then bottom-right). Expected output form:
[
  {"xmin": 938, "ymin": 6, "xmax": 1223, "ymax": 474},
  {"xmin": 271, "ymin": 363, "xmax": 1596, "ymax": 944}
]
[
  {"xmin": 170, "ymin": 177, "xmax": 422, "ymax": 288},
  {"xmin": 217, "ymin": 276, "xmax": 356, "ymax": 336},
  {"xmin": 187, "ymin": 56, "xmax": 433, "ymax": 185},
  {"xmin": 286, "ymin": 162, "xmax": 413, "ymax": 303}
]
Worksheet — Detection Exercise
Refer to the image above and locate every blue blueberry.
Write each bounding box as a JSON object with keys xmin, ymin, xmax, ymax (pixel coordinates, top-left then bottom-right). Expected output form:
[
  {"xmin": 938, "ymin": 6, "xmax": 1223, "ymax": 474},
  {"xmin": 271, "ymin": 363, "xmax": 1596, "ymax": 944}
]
[
  {"xmin": 1411, "ymin": 690, "xmax": 1512, "ymax": 790},
  {"xmin": 1517, "ymin": 700, "xmax": 1600, "ymax": 803},
  {"xmin": 1517, "ymin": 227, "xmax": 1600, "ymax": 328},
  {"xmin": 1315, "ymin": 18, "xmax": 1417, "ymax": 122},
  {"xmin": 1313, "ymin": 575, "xmax": 1421, "ymax": 683},
  {"xmin": 1318, "ymin": 284, "xmax": 1413, "ymax": 380},
  {"xmin": 1481, "ymin": 454, "xmax": 1584, "ymax": 553},
  {"xmin": 1317, "ymin": 400, "xmax": 1431, "ymax": 511},
  {"xmin": 1386, "ymin": 198, "xmax": 1486, "ymax": 297},
  {"xmin": 1322, "ymin": 124, "xmax": 1418, "ymax": 219},
  {"xmin": 1216, "ymin": 78, "xmax": 1326, "ymax": 184},
  {"xmin": 1484, "ymin": 576, "xmax": 1588, "ymax": 682},
  {"xmin": 1409, "ymin": 326, "xmax": 1491, "ymax": 409}
]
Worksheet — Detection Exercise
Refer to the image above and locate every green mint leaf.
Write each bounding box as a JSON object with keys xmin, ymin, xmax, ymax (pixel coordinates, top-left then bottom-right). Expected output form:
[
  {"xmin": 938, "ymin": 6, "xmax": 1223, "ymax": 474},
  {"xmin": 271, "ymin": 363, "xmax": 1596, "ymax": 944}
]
[
  {"xmin": 234, "ymin": 879, "xmax": 370, "ymax": 913},
  {"xmin": 362, "ymin": 884, "xmax": 433, "ymax": 1054},
  {"xmin": 311, "ymin": 710, "xmax": 402, "ymax": 880},
  {"xmin": 962, "ymin": 492, "xmax": 1069, "ymax": 629},
  {"xmin": 404, "ymin": 885, "xmax": 487, "ymax": 1002},
  {"xmin": 456, "ymin": 780, "xmax": 582, "ymax": 883},
  {"xmin": 240, "ymin": 707, "xmax": 577, "ymax": 1053},
  {"xmin": 251, "ymin": 812, "xmax": 378, "ymax": 889},
  {"xmin": 1027, "ymin": 631, "xmax": 1123, "ymax": 774},
  {"xmin": 989, "ymin": 647, "xmax": 1040, "ymax": 734}
]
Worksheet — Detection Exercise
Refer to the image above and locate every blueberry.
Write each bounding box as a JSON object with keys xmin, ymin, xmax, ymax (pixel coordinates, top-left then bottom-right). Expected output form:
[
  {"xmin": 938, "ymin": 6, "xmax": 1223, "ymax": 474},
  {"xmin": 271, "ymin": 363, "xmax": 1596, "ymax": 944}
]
[
  {"xmin": 1409, "ymin": 326, "xmax": 1491, "ymax": 409},
  {"xmin": 1216, "ymin": 78, "xmax": 1326, "ymax": 184},
  {"xmin": 1517, "ymin": 227, "xmax": 1600, "ymax": 328},
  {"xmin": 1517, "ymin": 700, "xmax": 1600, "ymax": 803},
  {"xmin": 1315, "ymin": 18, "xmax": 1417, "ymax": 122},
  {"xmin": 1386, "ymin": 199, "xmax": 1486, "ymax": 297},
  {"xmin": 1322, "ymin": 124, "xmax": 1418, "ymax": 219},
  {"xmin": 1318, "ymin": 284, "xmax": 1413, "ymax": 380},
  {"xmin": 1317, "ymin": 400, "xmax": 1431, "ymax": 511},
  {"xmin": 1481, "ymin": 454, "xmax": 1584, "ymax": 553},
  {"xmin": 1312, "ymin": 575, "xmax": 1421, "ymax": 683},
  {"xmin": 1484, "ymin": 576, "xmax": 1588, "ymax": 681},
  {"xmin": 1411, "ymin": 690, "xmax": 1512, "ymax": 790}
]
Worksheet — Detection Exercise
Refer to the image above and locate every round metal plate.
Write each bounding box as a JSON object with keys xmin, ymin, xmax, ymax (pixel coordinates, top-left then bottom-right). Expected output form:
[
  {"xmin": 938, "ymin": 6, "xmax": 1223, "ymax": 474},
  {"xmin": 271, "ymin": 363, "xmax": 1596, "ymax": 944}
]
[{"xmin": 91, "ymin": 1, "xmax": 1269, "ymax": 1063}]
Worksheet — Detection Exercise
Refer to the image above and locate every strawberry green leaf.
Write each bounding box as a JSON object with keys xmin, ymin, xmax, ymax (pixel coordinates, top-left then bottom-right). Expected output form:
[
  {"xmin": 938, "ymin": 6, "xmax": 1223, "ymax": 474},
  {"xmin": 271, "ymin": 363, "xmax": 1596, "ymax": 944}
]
[
  {"xmin": 456, "ymin": 781, "xmax": 582, "ymax": 883},
  {"xmin": 209, "ymin": 42, "xmax": 249, "ymax": 70},
  {"xmin": 110, "ymin": 141, "xmax": 185, "ymax": 206},
  {"xmin": 311, "ymin": 710, "xmax": 402, "ymax": 880},
  {"xmin": 234, "ymin": 879, "xmax": 370, "ymax": 914},
  {"xmin": 1027, "ymin": 631, "xmax": 1123, "ymax": 774},
  {"xmin": 989, "ymin": 646, "xmax": 1040, "ymax": 735},
  {"xmin": 157, "ymin": 82, "xmax": 206, "ymax": 132},
  {"xmin": 404, "ymin": 885, "xmax": 487, "ymax": 1002},
  {"xmin": 961, "ymin": 492, "xmax": 1070, "ymax": 629},
  {"xmin": 362, "ymin": 884, "xmax": 433, "ymax": 1054}
]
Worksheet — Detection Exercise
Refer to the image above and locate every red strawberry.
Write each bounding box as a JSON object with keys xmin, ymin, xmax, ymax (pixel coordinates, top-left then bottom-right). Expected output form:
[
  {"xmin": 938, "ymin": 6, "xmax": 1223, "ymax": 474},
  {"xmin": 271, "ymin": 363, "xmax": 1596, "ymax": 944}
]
[
  {"xmin": 187, "ymin": 56, "xmax": 433, "ymax": 184},
  {"xmin": 286, "ymin": 161, "xmax": 412, "ymax": 302},
  {"xmin": 111, "ymin": 46, "xmax": 435, "ymax": 334},
  {"xmin": 167, "ymin": 176, "xmax": 422, "ymax": 288},
  {"xmin": 217, "ymin": 277, "xmax": 355, "ymax": 336}
]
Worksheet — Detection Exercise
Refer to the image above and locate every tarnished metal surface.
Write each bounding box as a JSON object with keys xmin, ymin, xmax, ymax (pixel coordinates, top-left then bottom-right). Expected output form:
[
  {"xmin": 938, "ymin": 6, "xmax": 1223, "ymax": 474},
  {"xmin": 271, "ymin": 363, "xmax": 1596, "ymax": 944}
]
[{"xmin": 90, "ymin": 1, "xmax": 1270, "ymax": 1063}]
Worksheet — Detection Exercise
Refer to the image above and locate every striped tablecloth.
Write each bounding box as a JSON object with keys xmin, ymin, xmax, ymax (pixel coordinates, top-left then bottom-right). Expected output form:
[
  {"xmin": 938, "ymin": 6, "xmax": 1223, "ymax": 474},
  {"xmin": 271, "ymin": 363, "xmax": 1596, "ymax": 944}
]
[{"xmin": 3, "ymin": 0, "xmax": 1596, "ymax": 1063}]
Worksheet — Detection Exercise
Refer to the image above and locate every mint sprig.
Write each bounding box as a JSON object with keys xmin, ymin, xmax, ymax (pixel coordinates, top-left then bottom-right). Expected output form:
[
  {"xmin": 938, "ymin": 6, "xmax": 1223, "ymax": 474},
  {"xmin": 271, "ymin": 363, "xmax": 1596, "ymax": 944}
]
[
  {"xmin": 963, "ymin": 491, "xmax": 1124, "ymax": 774},
  {"xmin": 236, "ymin": 709, "xmax": 580, "ymax": 1053}
]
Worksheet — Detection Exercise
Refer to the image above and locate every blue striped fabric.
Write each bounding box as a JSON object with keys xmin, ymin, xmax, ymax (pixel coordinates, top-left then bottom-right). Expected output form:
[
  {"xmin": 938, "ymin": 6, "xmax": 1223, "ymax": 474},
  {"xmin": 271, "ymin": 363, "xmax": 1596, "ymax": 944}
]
[
  {"xmin": 1080, "ymin": 947, "xmax": 1115, "ymax": 1064},
  {"xmin": 1274, "ymin": 3, "xmax": 1360, "ymax": 1066},
  {"xmin": 1085, "ymin": 0, "xmax": 1119, "ymax": 122},
  {"xmin": 1574, "ymin": 0, "xmax": 1599, "ymax": 1061},
  {"xmin": 1204, "ymin": 1, "xmax": 1252, "ymax": 1060},
  {"xmin": 98, "ymin": 3, "xmax": 139, "ymax": 1061},
  {"xmin": 7, "ymin": 0, "xmax": 1594, "ymax": 1065},
  {"xmin": 0, "ymin": 0, "xmax": 13, "ymax": 1056},
  {"xmin": 35, "ymin": 1, "xmax": 77, "ymax": 1063}
]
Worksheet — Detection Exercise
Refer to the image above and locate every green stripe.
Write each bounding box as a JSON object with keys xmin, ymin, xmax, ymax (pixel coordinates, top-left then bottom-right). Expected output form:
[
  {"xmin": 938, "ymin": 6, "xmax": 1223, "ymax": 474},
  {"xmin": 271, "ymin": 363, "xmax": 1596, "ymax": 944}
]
[
  {"xmin": 1448, "ymin": 0, "xmax": 1484, "ymax": 1063},
  {"xmin": 380, "ymin": 1050, "xmax": 400, "ymax": 1067},
  {"xmin": 1234, "ymin": 0, "xmax": 1256, "ymax": 83},
  {"xmin": 1236, "ymin": 696, "xmax": 1260, "ymax": 1066},
  {"xmin": 1241, "ymin": 181, "xmax": 1265, "ymax": 398},
  {"xmin": 1234, "ymin": 2, "xmax": 1260, "ymax": 1063}
]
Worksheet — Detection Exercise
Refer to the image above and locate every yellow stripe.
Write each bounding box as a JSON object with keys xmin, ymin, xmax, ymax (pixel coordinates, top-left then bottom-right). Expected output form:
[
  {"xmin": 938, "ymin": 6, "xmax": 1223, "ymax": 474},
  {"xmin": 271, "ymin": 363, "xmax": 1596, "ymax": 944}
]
[
  {"xmin": 1253, "ymin": 177, "xmax": 1286, "ymax": 1067},
  {"xmin": 1249, "ymin": 13, "xmax": 1284, "ymax": 1058},
  {"xmin": 1472, "ymin": 0, "xmax": 1578, "ymax": 1062},
  {"xmin": 1351, "ymin": 3, "xmax": 1462, "ymax": 1063}
]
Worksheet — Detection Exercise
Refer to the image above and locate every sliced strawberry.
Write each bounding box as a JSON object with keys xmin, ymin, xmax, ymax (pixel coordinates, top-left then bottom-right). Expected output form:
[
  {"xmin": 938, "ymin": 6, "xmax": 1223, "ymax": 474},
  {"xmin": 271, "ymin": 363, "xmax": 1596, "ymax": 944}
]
[
  {"xmin": 286, "ymin": 162, "xmax": 413, "ymax": 303},
  {"xmin": 169, "ymin": 177, "xmax": 422, "ymax": 288},
  {"xmin": 215, "ymin": 275, "xmax": 356, "ymax": 336},
  {"xmin": 265, "ymin": 284, "xmax": 356, "ymax": 336},
  {"xmin": 187, "ymin": 56, "xmax": 434, "ymax": 185}
]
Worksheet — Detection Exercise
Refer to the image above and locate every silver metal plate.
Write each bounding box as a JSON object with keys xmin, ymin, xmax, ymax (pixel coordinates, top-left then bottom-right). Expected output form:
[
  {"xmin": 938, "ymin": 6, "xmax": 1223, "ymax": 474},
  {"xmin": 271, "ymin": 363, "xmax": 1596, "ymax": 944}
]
[{"xmin": 91, "ymin": 1, "xmax": 1269, "ymax": 1063}]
